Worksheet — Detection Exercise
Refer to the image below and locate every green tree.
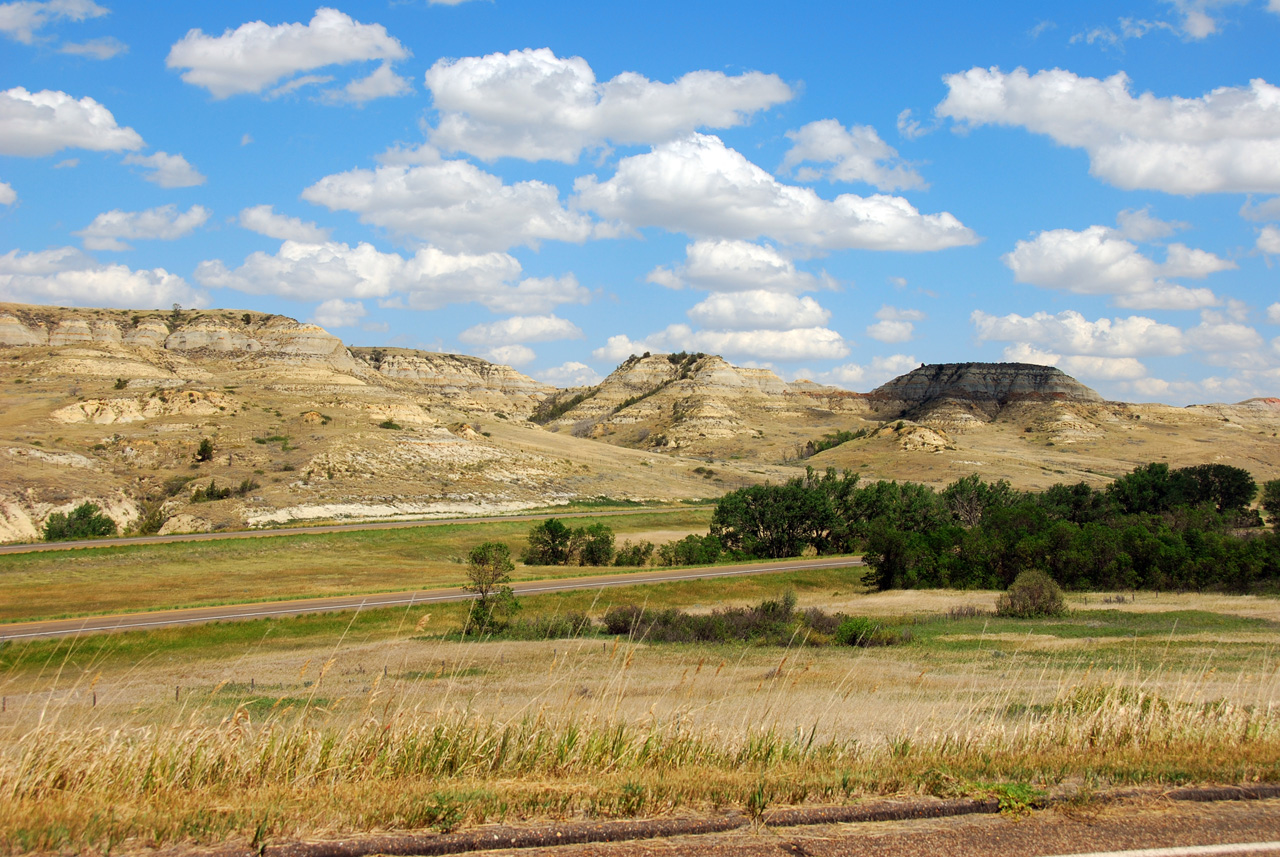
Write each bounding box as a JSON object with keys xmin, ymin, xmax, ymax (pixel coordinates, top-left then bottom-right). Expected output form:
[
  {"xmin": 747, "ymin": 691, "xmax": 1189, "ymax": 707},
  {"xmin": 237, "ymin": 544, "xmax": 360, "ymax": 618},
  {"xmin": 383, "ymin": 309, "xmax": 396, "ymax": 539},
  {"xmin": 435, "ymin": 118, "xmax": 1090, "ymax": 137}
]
[
  {"xmin": 44, "ymin": 502, "xmax": 117, "ymax": 541},
  {"xmin": 1262, "ymin": 480, "xmax": 1280, "ymax": 526},
  {"xmin": 942, "ymin": 474, "xmax": 1017, "ymax": 527},
  {"xmin": 571, "ymin": 522, "xmax": 615, "ymax": 566},
  {"xmin": 464, "ymin": 541, "xmax": 518, "ymax": 632},
  {"xmin": 523, "ymin": 517, "xmax": 573, "ymax": 565},
  {"xmin": 195, "ymin": 437, "xmax": 215, "ymax": 462},
  {"xmin": 1177, "ymin": 463, "xmax": 1257, "ymax": 513}
]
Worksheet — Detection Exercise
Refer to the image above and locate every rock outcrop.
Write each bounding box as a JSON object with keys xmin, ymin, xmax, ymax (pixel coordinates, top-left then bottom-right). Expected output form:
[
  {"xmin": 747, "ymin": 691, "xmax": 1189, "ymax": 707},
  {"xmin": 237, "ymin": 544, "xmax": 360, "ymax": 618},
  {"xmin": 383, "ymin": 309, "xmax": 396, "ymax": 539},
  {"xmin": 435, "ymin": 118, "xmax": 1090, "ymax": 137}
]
[{"xmin": 868, "ymin": 362, "xmax": 1102, "ymax": 423}]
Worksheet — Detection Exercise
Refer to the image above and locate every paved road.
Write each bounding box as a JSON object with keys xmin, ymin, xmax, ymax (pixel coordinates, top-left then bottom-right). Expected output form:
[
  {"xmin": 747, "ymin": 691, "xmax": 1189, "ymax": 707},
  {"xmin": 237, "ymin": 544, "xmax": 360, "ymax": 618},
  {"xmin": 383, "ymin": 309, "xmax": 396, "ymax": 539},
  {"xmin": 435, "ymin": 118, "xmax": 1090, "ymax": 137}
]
[
  {"xmin": 0, "ymin": 555, "xmax": 862, "ymax": 641},
  {"xmin": 0, "ymin": 506, "xmax": 694, "ymax": 555}
]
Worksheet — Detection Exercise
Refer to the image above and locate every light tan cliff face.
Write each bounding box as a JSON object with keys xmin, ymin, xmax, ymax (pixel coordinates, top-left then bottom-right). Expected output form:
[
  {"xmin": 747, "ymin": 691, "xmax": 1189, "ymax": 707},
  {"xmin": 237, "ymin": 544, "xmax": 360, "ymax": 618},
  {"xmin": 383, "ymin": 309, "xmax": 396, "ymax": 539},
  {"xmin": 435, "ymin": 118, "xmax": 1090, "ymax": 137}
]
[
  {"xmin": 0, "ymin": 304, "xmax": 738, "ymax": 542},
  {"xmin": 537, "ymin": 353, "xmax": 871, "ymax": 456}
]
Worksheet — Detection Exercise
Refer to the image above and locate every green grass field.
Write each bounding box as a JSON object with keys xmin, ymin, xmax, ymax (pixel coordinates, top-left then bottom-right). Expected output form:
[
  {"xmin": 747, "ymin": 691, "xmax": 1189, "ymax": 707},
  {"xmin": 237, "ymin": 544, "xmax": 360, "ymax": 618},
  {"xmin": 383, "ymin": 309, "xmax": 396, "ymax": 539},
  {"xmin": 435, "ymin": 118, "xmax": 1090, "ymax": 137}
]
[{"xmin": 0, "ymin": 508, "xmax": 713, "ymax": 623}]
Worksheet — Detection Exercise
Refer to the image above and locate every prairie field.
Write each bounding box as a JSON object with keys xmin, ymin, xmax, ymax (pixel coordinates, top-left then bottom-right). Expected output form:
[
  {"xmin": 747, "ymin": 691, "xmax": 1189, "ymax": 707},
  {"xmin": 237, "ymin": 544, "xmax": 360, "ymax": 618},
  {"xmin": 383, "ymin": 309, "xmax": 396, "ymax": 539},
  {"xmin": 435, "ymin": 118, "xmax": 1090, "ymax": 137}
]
[{"xmin": 2, "ymin": 561, "xmax": 1279, "ymax": 854}]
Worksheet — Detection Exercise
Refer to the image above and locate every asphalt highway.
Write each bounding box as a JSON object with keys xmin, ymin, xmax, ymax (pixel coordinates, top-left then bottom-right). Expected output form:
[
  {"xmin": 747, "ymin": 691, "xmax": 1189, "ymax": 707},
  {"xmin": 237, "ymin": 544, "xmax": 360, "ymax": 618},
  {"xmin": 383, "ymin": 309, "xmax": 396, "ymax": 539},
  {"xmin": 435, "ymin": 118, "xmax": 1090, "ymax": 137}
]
[{"xmin": 0, "ymin": 555, "xmax": 863, "ymax": 641}]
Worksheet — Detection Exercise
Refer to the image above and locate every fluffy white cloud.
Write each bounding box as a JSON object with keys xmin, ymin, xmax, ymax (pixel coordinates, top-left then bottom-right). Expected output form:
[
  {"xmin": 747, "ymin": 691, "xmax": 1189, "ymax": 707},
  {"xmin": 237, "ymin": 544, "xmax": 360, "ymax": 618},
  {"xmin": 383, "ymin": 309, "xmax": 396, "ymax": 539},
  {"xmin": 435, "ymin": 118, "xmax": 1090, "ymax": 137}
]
[
  {"xmin": 195, "ymin": 240, "xmax": 587, "ymax": 315},
  {"xmin": 122, "ymin": 151, "xmax": 205, "ymax": 187},
  {"xmin": 1267, "ymin": 303, "xmax": 1280, "ymax": 324},
  {"xmin": 310, "ymin": 297, "xmax": 365, "ymax": 328},
  {"xmin": 481, "ymin": 344, "xmax": 536, "ymax": 367},
  {"xmin": 0, "ymin": 246, "xmax": 204, "ymax": 308},
  {"xmin": 0, "ymin": 86, "xmax": 143, "ymax": 156},
  {"xmin": 327, "ymin": 62, "xmax": 411, "ymax": 104},
  {"xmin": 166, "ymin": 7, "xmax": 409, "ymax": 100},
  {"xmin": 1259, "ymin": 225, "xmax": 1280, "ymax": 255},
  {"xmin": 815, "ymin": 354, "xmax": 920, "ymax": 390},
  {"xmin": 77, "ymin": 204, "xmax": 210, "ymax": 251},
  {"xmin": 425, "ymin": 48, "xmax": 792, "ymax": 163},
  {"xmin": 866, "ymin": 305, "xmax": 925, "ymax": 343},
  {"xmin": 1240, "ymin": 196, "xmax": 1280, "ymax": 222},
  {"xmin": 303, "ymin": 149, "xmax": 594, "ymax": 252},
  {"xmin": 1002, "ymin": 224, "xmax": 1231, "ymax": 309},
  {"xmin": 593, "ymin": 324, "xmax": 849, "ymax": 362},
  {"xmin": 537, "ymin": 361, "xmax": 602, "ymax": 387},
  {"xmin": 197, "ymin": 240, "xmax": 406, "ymax": 300},
  {"xmin": 1186, "ymin": 307, "xmax": 1265, "ymax": 365},
  {"xmin": 938, "ymin": 67, "xmax": 1280, "ymax": 194},
  {"xmin": 60, "ymin": 36, "xmax": 126, "ymax": 59},
  {"xmin": 1163, "ymin": 0, "xmax": 1250, "ymax": 39},
  {"xmin": 687, "ymin": 291, "xmax": 830, "ymax": 331},
  {"xmin": 972, "ymin": 309, "xmax": 1186, "ymax": 357},
  {"xmin": 0, "ymin": 0, "xmax": 106, "ymax": 43},
  {"xmin": 238, "ymin": 204, "xmax": 331, "ymax": 243},
  {"xmin": 1115, "ymin": 207, "xmax": 1186, "ymax": 241},
  {"xmin": 459, "ymin": 274, "xmax": 589, "ymax": 315},
  {"xmin": 648, "ymin": 240, "xmax": 833, "ymax": 293},
  {"xmin": 0, "ymin": 180, "xmax": 14, "ymax": 205},
  {"xmin": 459, "ymin": 314, "xmax": 584, "ymax": 345},
  {"xmin": 779, "ymin": 119, "xmax": 926, "ymax": 191},
  {"xmin": 575, "ymin": 134, "xmax": 977, "ymax": 252}
]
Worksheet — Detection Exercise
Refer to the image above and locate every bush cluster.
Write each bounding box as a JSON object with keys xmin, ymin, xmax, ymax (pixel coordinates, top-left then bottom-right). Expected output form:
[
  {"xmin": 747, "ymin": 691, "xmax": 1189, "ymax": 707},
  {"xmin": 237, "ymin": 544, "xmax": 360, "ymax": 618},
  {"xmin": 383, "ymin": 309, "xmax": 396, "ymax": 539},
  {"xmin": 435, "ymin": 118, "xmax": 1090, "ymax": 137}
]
[{"xmin": 43, "ymin": 502, "xmax": 117, "ymax": 541}]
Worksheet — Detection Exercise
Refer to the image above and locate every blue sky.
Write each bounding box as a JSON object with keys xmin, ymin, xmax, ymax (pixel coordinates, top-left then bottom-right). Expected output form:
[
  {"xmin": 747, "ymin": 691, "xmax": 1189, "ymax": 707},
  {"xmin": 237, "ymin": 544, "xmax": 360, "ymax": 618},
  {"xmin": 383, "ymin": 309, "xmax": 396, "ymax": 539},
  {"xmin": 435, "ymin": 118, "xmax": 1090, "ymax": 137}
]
[{"xmin": 2, "ymin": 0, "xmax": 1280, "ymax": 404}]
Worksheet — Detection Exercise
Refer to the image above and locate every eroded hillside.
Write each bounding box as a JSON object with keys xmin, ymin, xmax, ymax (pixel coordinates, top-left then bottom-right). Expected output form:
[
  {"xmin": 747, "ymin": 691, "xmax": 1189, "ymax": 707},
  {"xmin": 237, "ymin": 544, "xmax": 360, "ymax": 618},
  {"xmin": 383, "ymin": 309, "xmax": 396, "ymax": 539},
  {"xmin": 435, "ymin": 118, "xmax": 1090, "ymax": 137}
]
[
  {"xmin": 3, "ymin": 303, "xmax": 1279, "ymax": 543},
  {"xmin": 0, "ymin": 304, "xmax": 774, "ymax": 542}
]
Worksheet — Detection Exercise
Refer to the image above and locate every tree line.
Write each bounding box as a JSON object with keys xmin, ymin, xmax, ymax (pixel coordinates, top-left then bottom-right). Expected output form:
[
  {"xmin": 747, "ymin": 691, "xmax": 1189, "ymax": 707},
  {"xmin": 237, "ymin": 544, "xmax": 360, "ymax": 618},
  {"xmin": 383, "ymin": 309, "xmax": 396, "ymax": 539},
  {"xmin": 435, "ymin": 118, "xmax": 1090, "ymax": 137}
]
[{"xmin": 707, "ymin": 463, "xmax": 1280, "ymax": 594}]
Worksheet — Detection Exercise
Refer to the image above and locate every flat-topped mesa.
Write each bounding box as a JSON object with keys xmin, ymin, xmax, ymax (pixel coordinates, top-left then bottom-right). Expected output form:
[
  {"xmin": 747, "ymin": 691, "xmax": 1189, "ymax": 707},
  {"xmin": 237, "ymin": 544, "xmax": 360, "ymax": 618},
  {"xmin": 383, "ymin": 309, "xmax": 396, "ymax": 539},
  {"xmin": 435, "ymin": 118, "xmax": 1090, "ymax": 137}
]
[{"xmin": 868, "ymin": 362, "xmax": 1102, "ymax": 421}]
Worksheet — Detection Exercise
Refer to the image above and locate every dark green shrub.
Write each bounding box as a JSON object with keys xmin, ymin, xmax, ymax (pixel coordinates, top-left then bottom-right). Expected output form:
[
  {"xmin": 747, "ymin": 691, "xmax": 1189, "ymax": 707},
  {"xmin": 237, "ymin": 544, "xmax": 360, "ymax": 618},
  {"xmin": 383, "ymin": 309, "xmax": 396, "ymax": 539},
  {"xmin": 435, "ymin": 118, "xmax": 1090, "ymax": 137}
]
[
  {"xmin": 996, "ymin": 569, "xmax": 1067, "ymax": 618},
  {"xmin": 43, "ymin": 502, "xmax": 117, "ymax": 541}
]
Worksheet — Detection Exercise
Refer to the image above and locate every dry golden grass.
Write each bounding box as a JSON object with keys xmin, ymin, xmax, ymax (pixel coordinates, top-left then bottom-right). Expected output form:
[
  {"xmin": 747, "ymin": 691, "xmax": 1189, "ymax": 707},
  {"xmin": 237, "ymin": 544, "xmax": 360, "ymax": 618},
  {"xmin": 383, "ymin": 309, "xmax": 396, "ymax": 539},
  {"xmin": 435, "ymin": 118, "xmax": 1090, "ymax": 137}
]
[{"xmin": 2, "ymin": 580, "xmax": 1279, "ymax": 854}]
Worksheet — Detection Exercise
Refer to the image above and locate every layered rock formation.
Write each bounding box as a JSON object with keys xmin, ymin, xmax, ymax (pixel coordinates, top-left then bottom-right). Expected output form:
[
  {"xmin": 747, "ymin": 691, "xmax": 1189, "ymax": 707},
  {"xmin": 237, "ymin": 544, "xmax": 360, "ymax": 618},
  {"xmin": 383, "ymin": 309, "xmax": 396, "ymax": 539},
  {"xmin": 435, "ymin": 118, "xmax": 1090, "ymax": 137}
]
[{"xmin": 867, "ymin": 362, "xmax": 1103, "ymax": 423}]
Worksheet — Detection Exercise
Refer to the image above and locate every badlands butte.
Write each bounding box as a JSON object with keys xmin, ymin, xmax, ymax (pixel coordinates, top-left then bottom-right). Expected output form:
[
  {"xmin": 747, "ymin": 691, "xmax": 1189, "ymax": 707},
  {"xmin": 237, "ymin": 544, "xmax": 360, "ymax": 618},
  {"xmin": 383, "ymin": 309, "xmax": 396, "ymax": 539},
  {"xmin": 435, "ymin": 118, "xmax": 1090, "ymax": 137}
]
[{"xmin": 1, "ymin": 300, "xmax": 1279, "ymax": 543}]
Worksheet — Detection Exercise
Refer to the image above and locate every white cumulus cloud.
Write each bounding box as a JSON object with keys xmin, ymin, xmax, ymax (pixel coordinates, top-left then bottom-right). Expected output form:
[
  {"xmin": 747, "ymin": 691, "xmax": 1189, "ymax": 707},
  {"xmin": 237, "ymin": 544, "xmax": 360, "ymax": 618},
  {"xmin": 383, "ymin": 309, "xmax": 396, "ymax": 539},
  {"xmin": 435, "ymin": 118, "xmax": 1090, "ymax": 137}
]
[
  {"xmin": 77, "ymin": 204, "xmax": 210, "ymax": 251},
  {"xmin": 815, "ymin": 354, "xmax": 920, "ymax": 390},
  {"xmin": 328, "ymin": 62, "xmax": 411, "ymax": 104},
  {"xmin": 686, "ymin": 291, "xmax": 831, "ymax": 331},
  {"xmin": 866, "ymin": 305, "xmax": 925, "ymax": 343},
  {"xmin": 425, "ymin": 47, "xmax": 793, "ymax": 163},
  {"xmin": 779, "ymin": 119, "xmax": 926, "ymax": 191},
  {"xmin": 575, "ymin": 133, "xmax": 977, "ymax": 252},
  {"xmin": 647, "ymin": 240, "xmax": 833, "ymax": 293},
  {"xmin": 122, "ymin": 151, "xmax": 205, "ymax": 187},
  {"xmin": 938, "ymin": 66, "xmax": 1280, "ymax": 194},
  {"xmin": 0, "ymin": 86, "xmax": 143, "ymax": 156},
  {"xmin": 972, "ymin": 309, "xmax": 1186, "ymax": 357},
  {"xmin": 0, "ymin": 246, "xmax": 204, "ymax": 308},
  {"xmin": 593, "ymin": 324, "xmax": 849, "ymax": 363},
  {"xmin": 310, "ymin": 297, "xmax": 366, "ymax": 328},
  {"xmin": 481, "ymin": 344, "xmax": 536, "ymax": 367},
  {"xmin": 196, "ymin": 240, "xmax": 587, "ymax": 315},
  {"xmin": 0, "ymin": 0, "xmax": 106, "ymax": 44},
  {"xmin": 303, "ymin": 148, "xmax": 594, "ymax": 253},
  {"xmin": 0, "ymin": 180, "xmax": 14, "ymax": 205},
  {"xmin": 537, "ymin": 361, "xmax": 602, "ymax": 387},
  {"xmin": 458, "ymin": 314, "xmax": 584, "ymax": 345},
  {"xmin": 166, "ymin": 7, "xmax": 410, "ymax": 100},
  {"xmin": 1002, "ymin": 224, "xmax": 1232, "ymax": 309},
  {"xmin": 1258, "ymin": 225, "xmax": 1280, "ymax": 255},
  {"xmin": 238, "ymin": 204, "xmax": 331, "ymax": 243}
]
